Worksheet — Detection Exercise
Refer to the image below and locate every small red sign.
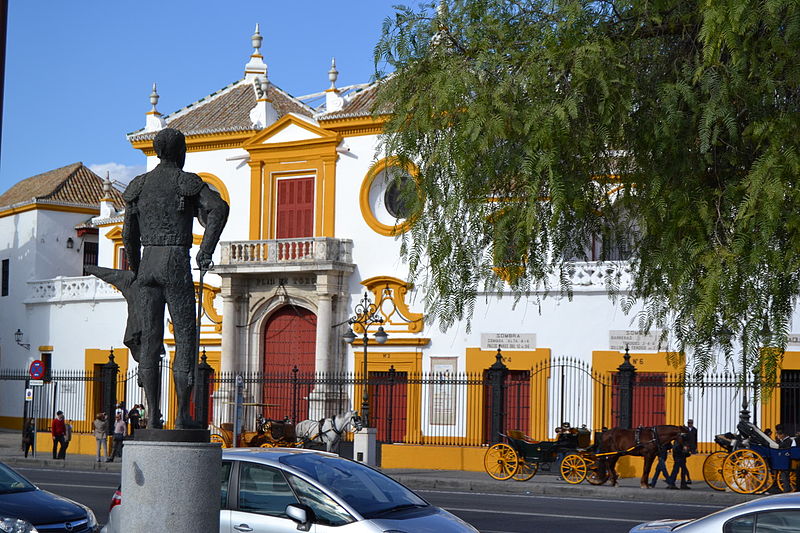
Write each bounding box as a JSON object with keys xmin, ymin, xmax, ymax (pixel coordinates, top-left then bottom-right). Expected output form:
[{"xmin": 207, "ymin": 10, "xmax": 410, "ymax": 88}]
[{"xmin": 29, "ymin": 360, "xmax": 45, "ymax": 380}]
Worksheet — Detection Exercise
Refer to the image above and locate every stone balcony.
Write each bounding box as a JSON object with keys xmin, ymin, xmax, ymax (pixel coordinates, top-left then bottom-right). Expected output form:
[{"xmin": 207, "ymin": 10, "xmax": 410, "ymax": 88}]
[
  {"xmin": 215, "ymin": 237, "xmax": 355, "ymax": 275},
  {"xmin": 565, "ymin": 261, "xmax": 633, "ymax": 292}
]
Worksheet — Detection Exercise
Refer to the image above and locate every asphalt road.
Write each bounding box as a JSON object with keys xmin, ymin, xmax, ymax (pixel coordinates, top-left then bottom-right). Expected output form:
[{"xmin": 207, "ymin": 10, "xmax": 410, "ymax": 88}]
[{"xmin": 14, "ymin": 467, "xmax": 723, "ymax": 532}]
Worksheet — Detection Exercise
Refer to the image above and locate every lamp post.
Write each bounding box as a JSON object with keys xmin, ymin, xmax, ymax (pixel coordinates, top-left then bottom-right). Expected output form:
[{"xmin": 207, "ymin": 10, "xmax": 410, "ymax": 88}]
[{"xmin": 342, "ymin": 292, "xmax": 388, "ymax": 427}]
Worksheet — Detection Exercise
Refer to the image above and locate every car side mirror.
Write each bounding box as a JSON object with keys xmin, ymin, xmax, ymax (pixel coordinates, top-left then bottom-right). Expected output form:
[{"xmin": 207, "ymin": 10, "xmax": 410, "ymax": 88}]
[{"xmin": 286, "ymin": 503, "xmax": 314, "ymax": 532}]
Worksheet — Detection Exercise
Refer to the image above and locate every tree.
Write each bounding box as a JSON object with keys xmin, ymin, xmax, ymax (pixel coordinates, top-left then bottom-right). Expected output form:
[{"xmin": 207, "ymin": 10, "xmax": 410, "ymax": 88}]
[{"xmin": 373, "ymin": 0, "xmax": 800, "ymax": 378}]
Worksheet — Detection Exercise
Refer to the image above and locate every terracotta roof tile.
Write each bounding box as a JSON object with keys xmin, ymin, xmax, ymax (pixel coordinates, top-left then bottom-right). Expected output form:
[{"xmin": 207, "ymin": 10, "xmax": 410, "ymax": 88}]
[
  {"xmin": 128, "ymin": 79, "xmax": 314, "ymax": 141},
  {"xmin": 0, "ymin": 163, "xmax": 124, "ymax": 210}
]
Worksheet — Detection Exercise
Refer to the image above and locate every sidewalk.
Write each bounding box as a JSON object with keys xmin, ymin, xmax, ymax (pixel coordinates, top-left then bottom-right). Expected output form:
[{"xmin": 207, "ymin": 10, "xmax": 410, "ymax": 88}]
[{"xmin": 0, "ymin": 429, "xmax": 758, "ymax": 506}]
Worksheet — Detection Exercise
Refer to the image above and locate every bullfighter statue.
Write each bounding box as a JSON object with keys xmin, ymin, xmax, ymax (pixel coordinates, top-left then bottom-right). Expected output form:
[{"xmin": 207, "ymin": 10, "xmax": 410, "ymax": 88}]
[{"xmin": 89, "ymin": 127, "xmax": 229, "ymax": 429}]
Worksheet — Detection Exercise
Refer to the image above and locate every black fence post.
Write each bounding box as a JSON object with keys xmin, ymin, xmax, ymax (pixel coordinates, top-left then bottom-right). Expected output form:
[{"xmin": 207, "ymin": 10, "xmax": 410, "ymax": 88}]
[
  {"xmin": 387, "ymin": 365, "xmax": 396, "ymax": 444},
  {"xmin": 195, "ymin": 348, "xmax": 213, "ymax": 429},
  {"xmin": 102, "ymin": 348, "xmax": 119, "ymax": 436},
  {"xmin": 487, "ymin": 348, "xmax": 508, "ymax": 443},
  {"xmin": 291, "ymin": 366, "xmax": 299, "ymax": 423},
  {"xmin": 616, "ymin": 345, "xmax": 636, "ymax": 429}
]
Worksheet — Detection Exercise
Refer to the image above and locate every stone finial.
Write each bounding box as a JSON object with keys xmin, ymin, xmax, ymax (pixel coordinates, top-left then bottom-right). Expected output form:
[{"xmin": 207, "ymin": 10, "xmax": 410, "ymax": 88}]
[
  {"xmin": 245, "ymin": 23, "xmax": 268, "ymax": 79},
  {"xmin": 103, "ymin": 172, "xmax": 113, "ymax": 195},
  {"xmin": 325, "ymin": 57, "xmax": 345, "ymax": 113},
  {"xmin": 328, "ymin": 57, "xmax": 338, "ymax": 90},
  {"xmin": 100, "ymin": 171, "xmax": 117, "ymax": 217},
  {"xmin": 250, "ymin": 74, "xmax": 278, "ymax": 129},
  {"xmin": 145, "ymin": 82, "xmax": 167, "ymax": 132}
]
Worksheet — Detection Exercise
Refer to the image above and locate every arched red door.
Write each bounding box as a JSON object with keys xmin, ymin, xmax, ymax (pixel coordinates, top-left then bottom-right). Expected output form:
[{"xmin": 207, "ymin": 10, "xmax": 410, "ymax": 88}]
[{"xmin": 262, "ymin": 306, "xmax": 317, "ymax": 421}]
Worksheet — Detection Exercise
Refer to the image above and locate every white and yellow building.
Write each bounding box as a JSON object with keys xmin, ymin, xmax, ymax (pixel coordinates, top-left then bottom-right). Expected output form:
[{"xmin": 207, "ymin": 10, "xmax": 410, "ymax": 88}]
[{"xmin": 5, "ymin": 26, "xmax": 800, "ymax": 471}]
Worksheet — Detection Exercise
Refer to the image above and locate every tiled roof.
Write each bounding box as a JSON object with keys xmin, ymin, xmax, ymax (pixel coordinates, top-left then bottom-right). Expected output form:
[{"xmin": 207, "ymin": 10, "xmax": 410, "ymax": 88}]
[
  {"xmin": 0, "ymin": 163, "xmax": 124, "ymax": 210},
  {"xmin": 128, "ymin": 79, "xmax": 314, "ymax": 141},
  {"xmin": 319, "ymin": 82, "xmax": 387, "ymax": 120}
]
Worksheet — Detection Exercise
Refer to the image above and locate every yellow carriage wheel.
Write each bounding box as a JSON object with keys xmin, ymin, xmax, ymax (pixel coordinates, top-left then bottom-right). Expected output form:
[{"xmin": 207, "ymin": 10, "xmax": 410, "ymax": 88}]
[
  {"xmin": 702, "ymin": 451, "xmax": 728, "ymax": 491},
  {"xmin": 777, "ymin": 471, "xmax": 798, "ymax": 493},
  {"xmin": 210, "ymin": 434, "xmax": 228, "ymax": 448},
  {"xmin": 260, "ymin": 441, "xmax": 277, "ymax": 448},
  {"xmin": 512, "ymin": 460, "xmax": 537, "ymax": 482},
  {"xmin": 560, "ymin": 453, "xmax": 588, "ymax": 484},
  {"xmin": 722, "ymin": 449, "xmax": 770, "ymax": 494},
  {"xmin": 484, "ymin": 443, "xmax": 519, "ymax": 481}
]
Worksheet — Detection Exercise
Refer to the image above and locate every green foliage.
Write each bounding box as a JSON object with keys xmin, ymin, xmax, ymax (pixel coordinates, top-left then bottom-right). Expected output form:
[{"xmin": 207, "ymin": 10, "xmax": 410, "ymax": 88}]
[{"xmin": 374, "ymin": 0, "xmax": 800, "ymax": 378}]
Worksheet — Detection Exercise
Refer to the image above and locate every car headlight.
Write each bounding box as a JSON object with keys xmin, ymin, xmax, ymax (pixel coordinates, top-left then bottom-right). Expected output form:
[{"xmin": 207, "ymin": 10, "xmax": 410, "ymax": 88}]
[
  {"xmin": 0, "ymin": 518, "xmax": 38, "ymax": 533},
  {"xmin": 81, "ymin": 505, "xmax": 98, "ymax": 528}
]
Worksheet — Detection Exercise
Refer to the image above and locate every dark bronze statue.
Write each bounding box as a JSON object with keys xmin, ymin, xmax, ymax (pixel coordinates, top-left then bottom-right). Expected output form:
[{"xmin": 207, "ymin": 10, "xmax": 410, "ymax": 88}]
[{"xmin": 89, "ymin": 128, "xmax": 229, "ymax": 429}]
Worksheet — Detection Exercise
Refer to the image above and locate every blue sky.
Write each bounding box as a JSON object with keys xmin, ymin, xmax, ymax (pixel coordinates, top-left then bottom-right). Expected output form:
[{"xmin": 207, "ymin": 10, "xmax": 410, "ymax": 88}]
[{"xmin": 0, "ymin": 1, "xmax": 401, "ymax": 194}]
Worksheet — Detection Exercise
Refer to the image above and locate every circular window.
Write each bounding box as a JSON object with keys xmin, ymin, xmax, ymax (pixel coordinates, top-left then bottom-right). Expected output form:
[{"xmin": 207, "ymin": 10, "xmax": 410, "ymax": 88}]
[{"xmin": 360, "ymin": 158, "xmax": 420, "ymax": 236}]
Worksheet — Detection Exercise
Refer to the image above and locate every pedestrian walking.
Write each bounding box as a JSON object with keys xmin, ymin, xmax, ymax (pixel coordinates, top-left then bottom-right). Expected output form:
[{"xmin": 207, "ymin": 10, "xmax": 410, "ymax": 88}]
[
  {"xmin": 21, "ymin": 419, "xmax": 35, "ymax": 458},
  {"xmin": 666, "ymin": 439, "xmax": 691, "ymax": 490},
  {"xmin": 61, "ymin": 419, "xmax": 73, "ymax": 459},
  {"xmin": 685, "ymin": 419, "xmax": 698, "ymax": 485},
  {"xmin": 51, "ymin": 411, "xmax": 66, "ymax": 460},
  {"xmin": 775, "ymin": 424, "xmax": 795, "ymax": 492},
  {"xmin": 649, "ymin": 442, "xmax": 670, "ymax": 488},
  {"xmin": 107, "ymin": 412, "xmax": 126, "ymax": 462},
  {"xmin": 93, "ymin": 413, "xmax": 108, "ymax": 463}
]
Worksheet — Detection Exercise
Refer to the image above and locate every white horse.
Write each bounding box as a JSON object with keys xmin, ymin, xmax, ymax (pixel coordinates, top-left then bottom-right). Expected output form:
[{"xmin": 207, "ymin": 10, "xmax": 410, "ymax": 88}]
[{"xmin": 295, "ymin": 410, "xmax": 363, "ymax": 454}]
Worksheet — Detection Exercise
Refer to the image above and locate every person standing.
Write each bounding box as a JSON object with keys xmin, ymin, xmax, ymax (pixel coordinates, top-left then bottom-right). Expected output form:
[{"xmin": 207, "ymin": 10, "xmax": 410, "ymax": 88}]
[
  {"xmin": 685, "ymin": 419, "xmax": 698, "ymax": 485},
  {"xmin": 51, "ymin": 411, "xmax": 66, "ymax": 460},
  {"xmin": 93, "ymin": 413, "xmax": 108, "ymax": 463},
  {"xmin": 649, "ymin": 442, "xmax": 671, "ymax": 488},
  {"xmin": 60, "ymin": 419, "xmax": 73, "ymax": 459},
  {"xmin": 128, "ymin": 405, "xmax": 141, "ymax": 437},
  {"xmin": 775, "ymin": 424, "xmax": 794, "ymax": 492},
  {"xmin": 107, "ymin": 413, "xmax": 126, "ymax": 462},
  {"xmin": 21, "ymin": 419, "xmax": 35, "ymax": 458}
]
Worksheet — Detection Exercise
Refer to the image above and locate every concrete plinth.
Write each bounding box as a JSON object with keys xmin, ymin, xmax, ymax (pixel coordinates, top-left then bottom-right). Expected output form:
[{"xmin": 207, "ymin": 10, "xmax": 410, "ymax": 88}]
[
  {"xmin": 353, "ymin": 427, "xmax": 377, "ymax": 466},
  {"xmin": 120, "ymin": 430, "xmax": 221, "ymax": 533}
]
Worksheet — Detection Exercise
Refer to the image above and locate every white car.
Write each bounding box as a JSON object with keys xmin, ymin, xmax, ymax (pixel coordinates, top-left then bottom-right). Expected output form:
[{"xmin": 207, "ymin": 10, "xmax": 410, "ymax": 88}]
[
  {"xmin": 630, "ymin": 491, "xmax": 800, "ymax": 532},
  {"xmin": 103, "ymin": 447, "xmax": 478, "ymax": 532}
]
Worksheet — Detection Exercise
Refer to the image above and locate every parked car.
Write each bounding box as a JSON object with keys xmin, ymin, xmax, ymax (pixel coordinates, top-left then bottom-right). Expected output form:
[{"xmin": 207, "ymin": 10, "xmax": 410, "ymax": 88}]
[
  {"xmin": 103, "ymin": 447, "xmax": 477, "ymax": 532},
  {"xmin": 630, "ymin": 491, "xmax": 800, "ymax": 532},
  {"xmin": 0, "ymin": 460, "xmax": 99, "ymax": 532}
]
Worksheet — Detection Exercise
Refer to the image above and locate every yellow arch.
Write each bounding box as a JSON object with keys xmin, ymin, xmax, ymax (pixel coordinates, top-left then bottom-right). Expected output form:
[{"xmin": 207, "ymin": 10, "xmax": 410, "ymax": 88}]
[{"xmin": 193, "ymin": 172, "xmax": 231, "ymax": 244}]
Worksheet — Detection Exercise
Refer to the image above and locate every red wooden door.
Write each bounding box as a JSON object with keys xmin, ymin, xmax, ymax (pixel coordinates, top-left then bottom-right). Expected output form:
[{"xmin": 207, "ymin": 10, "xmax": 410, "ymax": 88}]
[
  {"xmin": 612, "ymin": 372, "xmax": 666, "ymax": 427},
  {"xmin": 276, "ymin": 177, "xmax": 314, "ymax": 239},
  {"xmin": 369, "ymin": 371, "xmax": 407, "ymax": 443},
  {"xmin": 262, "ymin": 306, "xmax": 317, "ymax": 421}
]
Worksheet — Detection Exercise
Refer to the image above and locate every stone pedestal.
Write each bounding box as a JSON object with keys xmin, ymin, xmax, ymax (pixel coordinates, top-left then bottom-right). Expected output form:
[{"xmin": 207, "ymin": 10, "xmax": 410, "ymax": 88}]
[
  {"xmin": 120, "ymin": 429, "xmax": 221, "ymax": 533},
  {"xmin": 353, "ymin": 427, "xmax": 377, "ymax": 466}
]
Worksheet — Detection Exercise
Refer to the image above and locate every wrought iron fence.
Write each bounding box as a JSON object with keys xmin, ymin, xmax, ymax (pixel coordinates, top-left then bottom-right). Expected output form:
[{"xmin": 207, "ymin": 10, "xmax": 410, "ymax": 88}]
[{"xmin": 3, "ymin": 352, "xmax": 800, "ymax": 455}]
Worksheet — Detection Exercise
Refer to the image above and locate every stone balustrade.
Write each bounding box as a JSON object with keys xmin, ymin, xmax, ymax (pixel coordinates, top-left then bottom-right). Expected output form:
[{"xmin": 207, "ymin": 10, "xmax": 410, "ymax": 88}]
[
  {"xmin": 219, "ymin": 238, "xmax": 353, "ymax": 267},
  {"xmin": 26, "ymin": 276, "xmax": 122, "ymax": 304}
]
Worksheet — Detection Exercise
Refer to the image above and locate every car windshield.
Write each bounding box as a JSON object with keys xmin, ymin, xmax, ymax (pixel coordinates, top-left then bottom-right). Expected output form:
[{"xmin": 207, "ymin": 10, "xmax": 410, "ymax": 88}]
[
  {"xmin": 0, "ymin": 463, "xmax": 36, "ymax": 494},
  {"xmin": 279, "ymin": 454, "xmax": 428, "ymax": 518}
]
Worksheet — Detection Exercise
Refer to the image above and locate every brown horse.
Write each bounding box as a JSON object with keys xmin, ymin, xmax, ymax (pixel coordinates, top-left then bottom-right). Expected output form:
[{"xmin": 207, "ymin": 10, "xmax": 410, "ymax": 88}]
[{"xmin": 597, "ymin": 425, "xmax": 688, "ymax": 488}]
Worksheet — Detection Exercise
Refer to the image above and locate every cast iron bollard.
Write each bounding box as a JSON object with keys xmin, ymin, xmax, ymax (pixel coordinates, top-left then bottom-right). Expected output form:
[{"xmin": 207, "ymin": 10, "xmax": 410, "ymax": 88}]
[
  {"xmin": 102, "ymin": 348, "xmax": 119, "ymax": 436},
  {"xmin": 616, "ymin": 346, "xmax": 636, "ymax": 429},
  {"xmin": 487, "ymin": 348, "xmax": 508, "ymax": 444}
]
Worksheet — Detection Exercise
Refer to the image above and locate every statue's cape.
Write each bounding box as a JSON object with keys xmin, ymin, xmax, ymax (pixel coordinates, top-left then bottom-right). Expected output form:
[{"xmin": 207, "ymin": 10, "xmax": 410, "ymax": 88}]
[{"xmin": 84, "ymin": 266, "xmax": 142, "ymax": 362}]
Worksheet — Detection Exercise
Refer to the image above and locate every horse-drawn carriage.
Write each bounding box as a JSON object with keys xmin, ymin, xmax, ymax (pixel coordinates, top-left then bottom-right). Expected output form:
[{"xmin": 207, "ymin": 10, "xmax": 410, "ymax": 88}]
[
  {"xmin": 485, "ymin": 424, "xmax": 689, "ymax": 488},
  {"xmin": 209, "ymin": 410, "xmax": 363, "ymax": 453},
  {"xmin": 210, "ymin": 415, "xmax": 299, "ymax": 448},
  {"xmin": 703, "ymin": 419, "xmax": 800, "ymax": 494},
  {"xmin": 485, "ymin": 427, "xmax": 610, "ymax": 484}
]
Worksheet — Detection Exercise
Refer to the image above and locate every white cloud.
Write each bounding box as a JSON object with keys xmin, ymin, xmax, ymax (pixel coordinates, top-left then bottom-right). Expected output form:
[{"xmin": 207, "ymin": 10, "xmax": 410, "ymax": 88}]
[{"xmin": 88, "ymin": 162, "xmax": 145, "ymax": 188}]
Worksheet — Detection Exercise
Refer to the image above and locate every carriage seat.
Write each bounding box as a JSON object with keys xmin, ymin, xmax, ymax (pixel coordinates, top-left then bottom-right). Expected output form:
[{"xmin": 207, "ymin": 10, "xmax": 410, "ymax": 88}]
[
  {"xmin": 738, "ymin": 421, "xmax": 780, "ymax": 449},
  {"xmin": 576, "ymin": 428, "xmax": 591, "ymax": 449},
  {"xmin": 220, "ymin": 423, "xmax": 233, "ymax": 432},
  {"xmin": 507, "ymin": 430, "xmax": 536, "ymax": 443}
]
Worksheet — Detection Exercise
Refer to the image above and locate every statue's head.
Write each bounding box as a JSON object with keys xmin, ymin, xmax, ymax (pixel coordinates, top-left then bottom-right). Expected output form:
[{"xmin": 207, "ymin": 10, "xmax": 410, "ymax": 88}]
[{"xmin": 154, "ymin": 128, "xmax": 186, "ymax": 167}]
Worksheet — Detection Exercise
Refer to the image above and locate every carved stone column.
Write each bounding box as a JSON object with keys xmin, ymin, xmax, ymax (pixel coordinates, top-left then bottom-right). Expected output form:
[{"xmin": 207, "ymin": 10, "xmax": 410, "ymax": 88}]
[
  {"xmin": 308, "ymin": 274, "xmax": 335, "ymax": 420},
  {"xmin": 217, "ymin": 277, "xmax": 239, "ymax": 425}
]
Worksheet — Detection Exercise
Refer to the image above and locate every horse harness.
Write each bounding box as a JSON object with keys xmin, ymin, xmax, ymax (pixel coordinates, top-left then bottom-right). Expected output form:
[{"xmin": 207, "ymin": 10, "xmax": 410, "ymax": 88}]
[{"xmin": 309, "ymin": 415, "xmax": 346, "ymax": 442}]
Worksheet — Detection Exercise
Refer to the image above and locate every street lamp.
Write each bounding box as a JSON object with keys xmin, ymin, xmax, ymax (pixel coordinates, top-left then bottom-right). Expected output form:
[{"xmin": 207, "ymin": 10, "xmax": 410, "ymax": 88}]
[{"xmin": 343, "ymin": 292, "xmax": 388, "ymax": 426}]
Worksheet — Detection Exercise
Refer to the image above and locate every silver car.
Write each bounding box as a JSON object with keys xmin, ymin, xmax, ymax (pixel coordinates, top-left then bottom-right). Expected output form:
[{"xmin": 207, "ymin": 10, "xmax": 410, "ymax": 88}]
[
  {"xmin": 630, "ymin": 492, "xmax": 800, "ymax": 532},
  {"xmin": 103, "ymin": 447, "xmax": 478, "ymax": 533}
]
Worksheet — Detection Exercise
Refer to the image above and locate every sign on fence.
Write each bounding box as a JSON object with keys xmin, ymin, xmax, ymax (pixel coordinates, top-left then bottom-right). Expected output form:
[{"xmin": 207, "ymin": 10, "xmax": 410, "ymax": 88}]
[
  {"xmin": 25, "ymin": 389, "xmax": 33, "ymax": 402},
  {"xmin": 480, "ymin": 333, "xmax": 536, "ymax": 351},
  {"xmin": 29, "ymin": 380, "xmax": 43, "ymax": 386},
  {"xmin": 609, "ymin": 330, "xmax": 662, "ymax": 351}
]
